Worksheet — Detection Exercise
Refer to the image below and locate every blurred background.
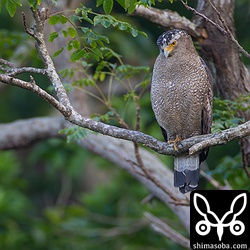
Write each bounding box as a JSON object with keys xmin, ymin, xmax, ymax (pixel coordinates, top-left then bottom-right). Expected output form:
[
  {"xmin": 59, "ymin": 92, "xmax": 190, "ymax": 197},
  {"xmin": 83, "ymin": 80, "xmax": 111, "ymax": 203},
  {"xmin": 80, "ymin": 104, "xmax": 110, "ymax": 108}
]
[{"xmin": 0, "ymin": 0, "xmax": 249, "ymax": 249}]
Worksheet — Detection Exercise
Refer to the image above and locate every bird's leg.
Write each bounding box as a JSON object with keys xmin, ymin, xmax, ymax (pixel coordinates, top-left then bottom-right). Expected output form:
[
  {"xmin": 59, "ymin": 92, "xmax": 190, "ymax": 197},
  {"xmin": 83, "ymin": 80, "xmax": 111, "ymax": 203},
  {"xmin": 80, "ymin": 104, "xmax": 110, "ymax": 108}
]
[{"xmin": 168, "ymin": 135, "xmax": 182, "ymax": 151}]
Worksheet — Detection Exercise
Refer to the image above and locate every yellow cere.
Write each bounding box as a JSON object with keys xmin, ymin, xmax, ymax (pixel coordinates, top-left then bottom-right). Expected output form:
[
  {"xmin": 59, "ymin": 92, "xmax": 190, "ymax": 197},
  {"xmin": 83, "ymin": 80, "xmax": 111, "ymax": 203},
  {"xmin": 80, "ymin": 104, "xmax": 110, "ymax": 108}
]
[{"xmin": 165, "ymin": 41, "xmax": 177, "ymax": 53}]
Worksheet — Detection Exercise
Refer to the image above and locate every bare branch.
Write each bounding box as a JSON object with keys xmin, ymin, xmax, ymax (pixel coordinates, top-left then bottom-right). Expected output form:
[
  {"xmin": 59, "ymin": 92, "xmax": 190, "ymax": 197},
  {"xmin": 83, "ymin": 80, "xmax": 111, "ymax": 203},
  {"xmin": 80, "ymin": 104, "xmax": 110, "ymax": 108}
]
[
  {"xmin": 189, "ymin": 121, "xmax": 250, "ymax": 155},
  {"xmin": 26, "ymin": 9, "xmax": 73, "ymax": 109},
  {"xmin": 0, "ymin": 74, "xmax": 69, "ymax": 117},
  {"xmin": 133, "ymin": 5, "xmax": 201, "ymax": 37},
  {"xmin": 2, "ymin": 65, "xmax": 249, "ymax": 157},
  {"xmin": 0, "ymin": 63, "xmax": 47, "ymax": 76},
  {"xmin": 200, "ymin": 170, "xmax": 232, "ymax": 190},
  {"xmin": 144, "ymin": 212, "xmax": 190, "ymax": 249}
]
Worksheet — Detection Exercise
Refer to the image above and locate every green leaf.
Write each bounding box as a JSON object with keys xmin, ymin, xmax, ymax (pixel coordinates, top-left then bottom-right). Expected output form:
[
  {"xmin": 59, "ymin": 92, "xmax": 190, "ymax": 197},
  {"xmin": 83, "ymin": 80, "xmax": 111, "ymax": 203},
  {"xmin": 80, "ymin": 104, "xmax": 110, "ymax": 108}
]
[
  {"xmin": 62, "ymin": 30, "xmax": 68, "ymax": 37},
  {"xmin": 72, "ymin": 78, "xmax": 95, "ymax": 87},
  {"xmin": 127, "ymin": 0, "xmax": 137, "ymax": 14},
  {"xmin": 96, "ymin": 0, "xmax": 104, "ymax": 7},
  {"xmin": 68, "ymin": 27, "xmax": 77, "ymax": 38},
  {"xmin": 103, "ymin": 0, "xmax": 113, "ymax": 14},
  {"xmin": 52, "ymin": 47, "xmax": 64, "ymax": 58},
  {"xmin": 101, "ymin": 18, "xmax": 112, "ymax": 28},
  {"xmin": 70, "ymin": 49, "xmax": 86, "ymax": 61},
  {"xmin": 59, "ymin": 15, "xmax": 68, "ymax": 24},
  {"xmin": 91, "ymin": 48, "xmax": 103, "ymax": 60},
  {"xmin": 49, "ymin": 31, "xmax": 58, "ymax": 42},
  {"xmin": 99, "ymin": 72, "xmax": 106, "ymax": 81},
  {"xmin": 59, "ymin": 126, "xmax": 90, "ymax": 143},
  {"xmin": 130, "ymin": 28, "xmax": 138, "ymax": 37},
  {"xmin": 48, "ymin": 15, "xmax": 60, "ymax": 25},
  {"xmin": 93, "ymin": 15, "xmax": 103, "ymax": 26},
  {"xmin": 118, "ymin": 22, "xmax": 127, "ymax": 30},
  {"xmin": 67, "ymin": 40, "xmax": 80, "ymax": 51},
  {"xmin": 28, "ymin": 0, "xmax": 38, "ymax": 9},
  {"xmin": 116, "ymin": 0, "xmax": 125, "ymax": 9},
  {"xmin": 6, "ymin": 0, "xmax": 22, "ymax": 17}
]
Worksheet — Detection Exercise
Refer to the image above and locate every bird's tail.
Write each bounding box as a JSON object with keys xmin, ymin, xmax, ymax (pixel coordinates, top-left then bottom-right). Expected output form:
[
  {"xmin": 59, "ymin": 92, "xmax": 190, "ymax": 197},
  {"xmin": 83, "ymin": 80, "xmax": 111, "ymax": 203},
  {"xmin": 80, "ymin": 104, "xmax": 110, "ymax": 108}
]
[{"xmin": 174, "ymin": 155, "xmax": 200, "ymax": 193}]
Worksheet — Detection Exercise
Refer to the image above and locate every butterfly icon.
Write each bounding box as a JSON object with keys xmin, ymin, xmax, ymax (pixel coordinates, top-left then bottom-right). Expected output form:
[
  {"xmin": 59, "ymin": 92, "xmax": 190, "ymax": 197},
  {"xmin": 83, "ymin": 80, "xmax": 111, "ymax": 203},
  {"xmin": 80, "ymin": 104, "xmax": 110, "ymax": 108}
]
[{"xmin": 193, "ymin": 193, "xmax": 247, "ymax": 241}]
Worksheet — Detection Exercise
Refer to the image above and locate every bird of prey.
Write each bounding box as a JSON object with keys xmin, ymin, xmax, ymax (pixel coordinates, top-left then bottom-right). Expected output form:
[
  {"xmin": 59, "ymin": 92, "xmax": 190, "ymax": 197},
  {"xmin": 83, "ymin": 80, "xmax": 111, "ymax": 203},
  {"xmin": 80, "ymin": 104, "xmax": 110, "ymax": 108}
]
[{"xmin": 151, "ymin": 29, "xmax": 213, "ymax": 193}]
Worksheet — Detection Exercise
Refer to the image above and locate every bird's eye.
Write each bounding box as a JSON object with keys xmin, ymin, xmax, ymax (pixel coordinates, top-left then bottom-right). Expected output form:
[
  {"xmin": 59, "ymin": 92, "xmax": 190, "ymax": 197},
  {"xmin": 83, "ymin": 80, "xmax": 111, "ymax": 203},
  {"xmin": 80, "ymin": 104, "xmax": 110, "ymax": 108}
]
[{"xmin": 171, "ymin": 41, "xmax": 177, "ymax": 46}]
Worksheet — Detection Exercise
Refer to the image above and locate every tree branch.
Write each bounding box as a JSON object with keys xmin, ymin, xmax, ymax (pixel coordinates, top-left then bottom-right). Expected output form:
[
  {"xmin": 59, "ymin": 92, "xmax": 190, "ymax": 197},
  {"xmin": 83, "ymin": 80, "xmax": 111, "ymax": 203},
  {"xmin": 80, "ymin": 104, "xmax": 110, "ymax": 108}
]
[
  {"xmin": 133, "ymin": 5, "xmax": 201, "ymax": 38},
  {"xmin": 189, "ymin": 121, "xmax": 250, "ymax": 155},
  {"xmin": 0, "ymin": 73, "xmax": 69, "ymax": 117},
  {"xmin": 144, "ymin": 212, "xmax": 190, "ymax": 249},
  {"xmin": 1, "ymin": 66, "xmax": 250, "ymax": 156},
  {"xmin": 0, "ymin": 117, "xmax": 65, "ymax": 149}
]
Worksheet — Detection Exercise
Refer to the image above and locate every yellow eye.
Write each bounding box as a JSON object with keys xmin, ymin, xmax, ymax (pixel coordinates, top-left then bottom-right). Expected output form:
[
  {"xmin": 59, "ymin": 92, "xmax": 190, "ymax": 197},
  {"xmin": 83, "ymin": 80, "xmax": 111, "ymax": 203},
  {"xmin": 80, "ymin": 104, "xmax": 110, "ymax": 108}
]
[{"xmin": 171, "ymin": 41, "xmax": 177, "ymax": 46}]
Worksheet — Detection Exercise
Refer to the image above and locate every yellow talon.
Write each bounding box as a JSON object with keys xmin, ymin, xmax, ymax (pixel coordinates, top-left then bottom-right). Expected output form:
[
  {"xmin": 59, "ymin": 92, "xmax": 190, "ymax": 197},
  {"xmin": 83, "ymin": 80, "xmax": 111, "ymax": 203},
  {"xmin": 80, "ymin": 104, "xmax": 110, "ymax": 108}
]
[{"xmin": 168, "ymin": 135, "xmax": 182, "ymax": 151}]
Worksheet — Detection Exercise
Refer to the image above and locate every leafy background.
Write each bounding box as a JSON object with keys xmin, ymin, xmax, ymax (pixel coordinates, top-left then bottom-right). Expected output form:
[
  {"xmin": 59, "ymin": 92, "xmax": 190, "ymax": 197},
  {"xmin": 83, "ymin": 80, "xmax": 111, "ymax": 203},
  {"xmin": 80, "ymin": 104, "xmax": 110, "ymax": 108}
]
[{"xmin": 0, "ymin": 0, "xmax": 250, "ymax": 249}]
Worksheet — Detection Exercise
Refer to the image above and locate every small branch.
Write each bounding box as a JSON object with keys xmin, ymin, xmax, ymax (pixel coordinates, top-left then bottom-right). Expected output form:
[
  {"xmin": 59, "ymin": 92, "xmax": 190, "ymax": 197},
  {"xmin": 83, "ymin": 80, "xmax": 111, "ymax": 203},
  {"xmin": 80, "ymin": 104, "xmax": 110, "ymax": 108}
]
[
  {"xmin": 200, "ymin": 170, "xmax": 232, "ymax": 190},
  {"xmin": 25, "ymin": 9, "xmax": 73, "ymax": 109},
  {"xmin": 133, "ymin": 5, "xmax": 201, "ymax": 38},
  {"xmin": 144, "ymin": 212, "xmax": 190, "ymax": 249},
  {"xmin": 0, "ymin": 60, "xmax": 47, "ymax": 76},
  {"xmin": 189, "ymin": 121, "xmax": 250, "ymax": 155},
  {"xmin": 181, "ymin": 0, "xmax": 250, "ymax": 58},
  {"xmin": 0, "ymin": 74, "xmax": 69, "ymax": 117},
  {"xmin": 0, "ymin": 59, "xmax": 15, "ymax": 68}
]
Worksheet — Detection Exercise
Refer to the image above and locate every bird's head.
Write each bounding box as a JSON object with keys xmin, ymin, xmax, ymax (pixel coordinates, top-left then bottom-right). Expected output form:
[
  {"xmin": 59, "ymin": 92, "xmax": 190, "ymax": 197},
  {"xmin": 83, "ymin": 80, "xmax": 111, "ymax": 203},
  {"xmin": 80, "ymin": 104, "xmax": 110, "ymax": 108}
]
[{"xmin": 157, "ymin": 29, "xmax": 189, "ymax": 58}]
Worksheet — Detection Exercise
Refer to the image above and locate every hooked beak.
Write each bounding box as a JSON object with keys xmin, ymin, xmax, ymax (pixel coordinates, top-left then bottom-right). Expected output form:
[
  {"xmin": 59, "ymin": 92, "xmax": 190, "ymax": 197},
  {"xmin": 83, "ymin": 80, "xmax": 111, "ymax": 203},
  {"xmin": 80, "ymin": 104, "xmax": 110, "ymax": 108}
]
[
  {"xmin": 163, "ymin": 42, "xmax": 177, "ymax": 58},
  {"xmin": 164, "ymin": 48, "xmax": 170, "ymax": 58}
]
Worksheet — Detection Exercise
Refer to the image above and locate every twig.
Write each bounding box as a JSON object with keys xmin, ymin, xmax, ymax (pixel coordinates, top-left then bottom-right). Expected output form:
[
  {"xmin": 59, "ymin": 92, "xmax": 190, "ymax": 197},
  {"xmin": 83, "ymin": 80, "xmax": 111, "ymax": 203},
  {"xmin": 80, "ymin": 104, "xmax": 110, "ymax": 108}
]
[
  {"xmin": 141, "ymin": 194, "xmax": 155, "ymax": 204},
  {"xmin": 0, "ymin": 63, "xmax": 47, "ymax": 76},
  {"xmin": 144, "ymin": 212, "xmax": 190, "ymax": 249},
  {"xmin": 0, "ymin": 74, "xmax": 69, "ymax": 117},
  {"xmin": 200, "ymin": 170, "xmax": 232, "ymax": 190},
  {"xmin": 181, "ymin": 0, "xmax": 250, "ymax": 58}
]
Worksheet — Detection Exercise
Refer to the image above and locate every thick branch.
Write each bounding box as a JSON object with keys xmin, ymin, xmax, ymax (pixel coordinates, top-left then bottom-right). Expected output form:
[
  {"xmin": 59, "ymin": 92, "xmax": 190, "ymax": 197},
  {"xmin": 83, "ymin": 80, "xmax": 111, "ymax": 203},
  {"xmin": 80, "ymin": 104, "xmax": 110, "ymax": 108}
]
[
  {"xmin": 133, "ymin": 5, "xmax": 201, "ymax": 38},
  {"xmin": 0, "ymin": 117, "xmax": 65, "ymax": 149}
]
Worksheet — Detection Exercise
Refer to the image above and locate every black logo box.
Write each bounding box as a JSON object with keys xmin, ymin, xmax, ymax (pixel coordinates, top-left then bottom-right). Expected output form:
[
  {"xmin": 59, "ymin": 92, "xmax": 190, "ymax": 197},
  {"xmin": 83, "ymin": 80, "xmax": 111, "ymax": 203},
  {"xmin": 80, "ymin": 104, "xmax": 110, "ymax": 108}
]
[{"xmin": 190, "ymin": 190, "xmax": 250, "ymax": 249}]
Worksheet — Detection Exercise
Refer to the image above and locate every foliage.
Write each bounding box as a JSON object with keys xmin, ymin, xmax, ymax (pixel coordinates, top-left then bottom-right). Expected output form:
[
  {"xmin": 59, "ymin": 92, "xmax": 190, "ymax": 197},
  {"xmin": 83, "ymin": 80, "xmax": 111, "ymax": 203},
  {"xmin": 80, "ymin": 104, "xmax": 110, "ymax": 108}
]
[
  {"xmin": 212, "ymin": 96, "xmax": 247, "ymax": 132},
  {"xmin": 206, "ymin": 153, "xmax": 250, "ymax": 190},
  {"xmin": 59, "ymin": 126, "xmax": 91, "ymax": 143},
  {"xmin": 0, "ymin": 145, "xmax": 187, "ymax": 250}
]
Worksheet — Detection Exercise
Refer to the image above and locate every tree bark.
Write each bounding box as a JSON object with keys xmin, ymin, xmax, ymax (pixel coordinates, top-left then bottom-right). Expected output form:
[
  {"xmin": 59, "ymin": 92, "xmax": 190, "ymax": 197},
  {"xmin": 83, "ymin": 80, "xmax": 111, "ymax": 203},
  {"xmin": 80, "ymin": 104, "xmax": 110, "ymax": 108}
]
[{"xmin": 193, "ymin": 0, "xmax": 250, "ymax": 167}]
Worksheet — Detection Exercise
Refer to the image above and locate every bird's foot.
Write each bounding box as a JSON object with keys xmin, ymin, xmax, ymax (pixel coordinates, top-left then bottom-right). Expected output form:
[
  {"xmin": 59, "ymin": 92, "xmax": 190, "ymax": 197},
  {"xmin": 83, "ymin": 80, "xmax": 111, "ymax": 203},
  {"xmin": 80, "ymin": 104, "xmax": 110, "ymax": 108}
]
[{"xmin": 168, "ymin": 136, "xmax": 182, "ymax": 151}]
